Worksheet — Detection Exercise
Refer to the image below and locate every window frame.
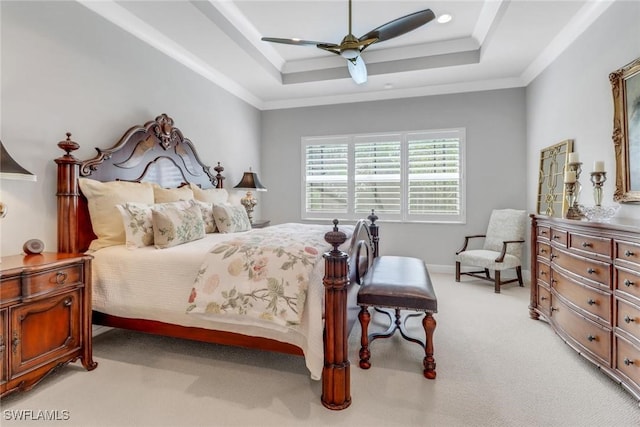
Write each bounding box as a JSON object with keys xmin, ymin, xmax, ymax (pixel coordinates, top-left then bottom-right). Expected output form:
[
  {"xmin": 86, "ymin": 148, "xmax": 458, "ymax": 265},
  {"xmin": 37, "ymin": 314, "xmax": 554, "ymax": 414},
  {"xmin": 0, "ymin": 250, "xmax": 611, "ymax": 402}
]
[{"xmin": 301, "ymin": 128, "xmax": 466, "ymax": 224}]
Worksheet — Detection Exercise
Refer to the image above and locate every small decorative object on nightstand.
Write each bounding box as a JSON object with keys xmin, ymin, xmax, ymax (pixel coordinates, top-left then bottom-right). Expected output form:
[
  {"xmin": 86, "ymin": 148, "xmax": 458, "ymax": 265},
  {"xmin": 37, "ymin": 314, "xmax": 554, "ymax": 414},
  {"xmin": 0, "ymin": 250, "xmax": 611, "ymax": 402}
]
[
  {"xmin": 0, "ymin": 253, "xmax": 97, "ymax": 398},
  {"xmin": 251, "ymin": 220, "xmax": 271, "ymax": 229},
  {"xmin": 234, "ymin": 168, "xmax": 267, "ymax": 224}
]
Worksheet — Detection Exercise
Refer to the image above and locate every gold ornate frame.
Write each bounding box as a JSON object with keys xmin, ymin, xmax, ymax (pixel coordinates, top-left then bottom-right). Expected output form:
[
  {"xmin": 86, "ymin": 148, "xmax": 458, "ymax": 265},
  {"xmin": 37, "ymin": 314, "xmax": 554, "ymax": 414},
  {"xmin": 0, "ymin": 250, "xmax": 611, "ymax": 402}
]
[
  {"xmin": 611, "ymin": 56, "xmax": 640, "ymax": 203},
  {"xmin": 537, "ymin": 139, "xmax": 573, "ymax": 217}
]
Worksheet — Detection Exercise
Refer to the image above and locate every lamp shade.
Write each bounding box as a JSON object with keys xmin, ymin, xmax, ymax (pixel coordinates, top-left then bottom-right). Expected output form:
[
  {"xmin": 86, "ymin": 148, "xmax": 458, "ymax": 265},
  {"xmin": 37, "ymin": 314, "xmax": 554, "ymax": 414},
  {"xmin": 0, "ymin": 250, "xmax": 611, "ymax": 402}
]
[
  {"xmin": 1, "ymin": 141, "xmax": 37, "ymax": 181},
  {"xmin": 234, "ymin": 170, "xmax": 266, "ymax": 191}
]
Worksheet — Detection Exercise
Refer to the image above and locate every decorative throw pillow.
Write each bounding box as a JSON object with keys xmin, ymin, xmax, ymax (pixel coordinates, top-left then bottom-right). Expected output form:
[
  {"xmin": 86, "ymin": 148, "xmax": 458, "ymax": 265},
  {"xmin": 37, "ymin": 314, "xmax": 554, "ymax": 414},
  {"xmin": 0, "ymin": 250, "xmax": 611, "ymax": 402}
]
[
  {"xmin": 190, "ymin": 183, "xmax": 229, "ymax": 205},
  {"xmin": 152, "ymin": 203, "xmax": 205, "ymax": 248},
  {"xmin": 79, "ymin": 178, "xmax": 155, "ymax": 251},
  {"xmin": 153, "ymin": 185, "xmax": 194, "ymax": 203},
  {"xmin": 116, "ymin": 200, "xmax": 191, "ymax": 249},
  {"xmin": 189, "ymin": 200, "xmax": 217, "ymax": 233},
  {"xmin": 212, "ymin": 204, "xmax": 252, "ymax": 233}
]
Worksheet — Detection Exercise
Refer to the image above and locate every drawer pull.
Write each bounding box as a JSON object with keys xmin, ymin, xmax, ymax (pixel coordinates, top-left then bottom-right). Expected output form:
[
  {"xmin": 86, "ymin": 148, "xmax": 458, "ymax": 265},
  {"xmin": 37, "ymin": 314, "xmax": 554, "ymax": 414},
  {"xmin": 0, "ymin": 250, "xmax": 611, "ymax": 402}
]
[
  {"xmin": 624, "ymin": 279, "xmax": 635, "ymax": 287},
  {"xmin": 12, "ymin": 332, "xmax": 20, "ymax": 353},
  {"xmin": 540, "ymin": 230, "xmax": 548, "ymax": 235},
  {"xmin": 587, "ymin": 334, "xmax": 597, "ymax": 342},
  {"xmin": 582, "ymin": 242, "xmax": 593, "ymax": 248},
  {"xmin": 587, "ymin": 268, "xmax": 596, "ymax": 275},
  {"xmin": 540, "ymin": 248, "xmax": 547, "ymax": 254},
  {"xmin": 540, "ymin": 296, "xmax": 548, "ymax": 301},
  {"xmin": 551, "ymin": 307, "xmax": 559, "ymax": 312},
  {"xmin": 55, "ymin": 271, "xmax": 68, "ymax": 285},
  {"xmin": 625, "ymin": 250, "xmax": 635, "ymax": 257},
  {"xmin": 550, "ymin": 254, "xmax": 558, "ymax": 260},
  {"xmin": 63, "ymin": 298, "xmax": 73, "ymax": 307},
  {"xmin": 624, "ymin": 358, "xmax": 635, "ymax": 366},
  {"xmin": 553, "ymin": 235, "xmax": 561, "ymax": 240},
  {"xmin": 624, "ymin": 315, "xmax": 636, "ymax": 324},
  {"xmin": 587, "ymin": 299, "xmax": 597, "ymax": 306},
  {"xmin": 540, "ymin": 270, "xmax": 547, "ymax": 276},
  {"xmin": 0, "ymin": 335, "xmax": 5, "ymax": 354}
]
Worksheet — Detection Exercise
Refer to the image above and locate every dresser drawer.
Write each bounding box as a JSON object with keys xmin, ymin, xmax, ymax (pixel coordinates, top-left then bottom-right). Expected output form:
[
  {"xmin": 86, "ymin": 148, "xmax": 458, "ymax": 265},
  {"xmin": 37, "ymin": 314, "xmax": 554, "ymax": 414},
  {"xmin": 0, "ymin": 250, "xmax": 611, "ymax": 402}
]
[
  {"xmin": 550, "ymin": 228, "xmax": 568, "ymax": 247},
  {"xmin": 537, "ymin": 286, "xmax": 551, "ymax": 315},
  {"xmin": 537, "ymin": 262, "xmax": 550, "ymax": 285},
  {"xmin": 553, "ymin": 271, "xmax": 611, "ymax": 323},
  {"xmin": 615, "ymin": 267, "xmax": 640, "ymax": 300},
  {"xmin": 552, "ymin": 248, "xmax": 611, "ymax": 288},
  {"xmin": 616, "ymin": 298, "xmax": 640, "ymax": 339},
  {"xmin": 538, "ymin": 242, "xmax": 551, "ymax": 261},
  {"xmin": 552, "ymin": 295, "xmax": 611, "ymax": 364},
  {"xmin": 569, "ymin": 232, "xmax": 612, "ymax": 259},
  {"xmin": 537, "ymin": 225, "xmax": 551, "ymax": 241},
  {"xmin": 615, "ymin": 335, "xmax": 640, "ymax": 387},
  {"xmin": 21, "ymin": 264, "xmax": 83, "ymax": 298},
  {"xmin": 616, "ymin": 241, "xmax": 640, "ymax": 272}
]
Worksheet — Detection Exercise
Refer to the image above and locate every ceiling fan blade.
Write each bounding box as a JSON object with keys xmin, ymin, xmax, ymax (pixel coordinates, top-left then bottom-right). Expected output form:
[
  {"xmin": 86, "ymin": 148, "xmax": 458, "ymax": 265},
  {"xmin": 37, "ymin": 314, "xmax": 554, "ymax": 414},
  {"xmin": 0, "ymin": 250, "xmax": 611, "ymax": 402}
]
[
  {"xmin": 261, "ymin": 37, "xmax": 337, "ymax": 48},
  {"xmin": 359, "ymin": 9, "xmax": 436, "ymax": 44},
  {"xmin": 347, "ymin": 57, "xmax": 367, "ymax": 85}
]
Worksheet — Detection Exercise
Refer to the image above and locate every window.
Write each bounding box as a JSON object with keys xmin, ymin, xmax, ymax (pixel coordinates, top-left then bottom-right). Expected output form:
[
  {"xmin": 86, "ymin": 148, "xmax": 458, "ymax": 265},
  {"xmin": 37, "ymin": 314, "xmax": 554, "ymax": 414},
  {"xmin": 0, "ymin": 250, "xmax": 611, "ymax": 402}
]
[{"xmin": 302, "ymin": 128, "xmax": 465, "ymax": 223}]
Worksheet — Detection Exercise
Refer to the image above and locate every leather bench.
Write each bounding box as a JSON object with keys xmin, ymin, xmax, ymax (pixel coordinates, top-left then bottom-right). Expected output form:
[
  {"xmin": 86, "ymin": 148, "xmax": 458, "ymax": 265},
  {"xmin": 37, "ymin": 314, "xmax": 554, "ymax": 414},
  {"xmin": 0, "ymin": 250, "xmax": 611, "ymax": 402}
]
[{"xmin": 357, "ymin": 255, "xmax": 437, "ymax": 379}]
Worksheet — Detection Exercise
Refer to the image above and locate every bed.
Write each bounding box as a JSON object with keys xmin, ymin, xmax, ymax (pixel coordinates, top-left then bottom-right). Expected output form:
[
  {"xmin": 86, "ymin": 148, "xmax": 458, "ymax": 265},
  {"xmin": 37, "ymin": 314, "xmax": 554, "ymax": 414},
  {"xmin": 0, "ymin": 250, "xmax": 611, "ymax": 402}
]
[{"xmin": 54, "ymin": 113, "xmax": 378, "ymax": 410}]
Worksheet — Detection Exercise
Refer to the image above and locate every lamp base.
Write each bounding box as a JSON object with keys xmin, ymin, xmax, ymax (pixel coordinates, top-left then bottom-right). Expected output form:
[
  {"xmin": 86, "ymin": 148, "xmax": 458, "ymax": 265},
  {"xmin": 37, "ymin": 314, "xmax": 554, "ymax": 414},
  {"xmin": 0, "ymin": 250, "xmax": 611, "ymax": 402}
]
[{"xmin": 240, "ymin": 191, "xmax": 257, "ymax": 223}]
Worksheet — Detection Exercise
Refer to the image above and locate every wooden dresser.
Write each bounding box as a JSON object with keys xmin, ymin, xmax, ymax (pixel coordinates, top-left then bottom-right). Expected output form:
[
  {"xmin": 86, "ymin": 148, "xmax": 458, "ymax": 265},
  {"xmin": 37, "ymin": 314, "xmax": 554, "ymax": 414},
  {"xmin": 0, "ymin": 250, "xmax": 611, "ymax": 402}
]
[
  {"xmin": 530, "ymin": 215, "xmax": 640, "ymax": 401},
  {"xmin": 0, "ymin": 253, "xmax": 97, "ymax": 398}
]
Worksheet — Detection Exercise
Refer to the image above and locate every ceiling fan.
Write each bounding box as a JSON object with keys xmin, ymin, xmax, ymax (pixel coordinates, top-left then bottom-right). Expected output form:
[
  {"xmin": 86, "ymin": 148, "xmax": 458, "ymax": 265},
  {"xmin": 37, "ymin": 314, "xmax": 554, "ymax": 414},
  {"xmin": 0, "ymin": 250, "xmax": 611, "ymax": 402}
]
[{"xmin": 261, "ymin": 0, "xmax": 436, "ymax": 85}]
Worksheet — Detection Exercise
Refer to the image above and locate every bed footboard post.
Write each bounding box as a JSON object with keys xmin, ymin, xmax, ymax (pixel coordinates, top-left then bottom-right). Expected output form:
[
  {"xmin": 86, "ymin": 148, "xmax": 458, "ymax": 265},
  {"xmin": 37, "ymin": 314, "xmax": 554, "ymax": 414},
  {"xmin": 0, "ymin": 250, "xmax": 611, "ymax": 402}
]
[
  {"xmin": 55, "ymin": 133, "xmax": 81, "ymax": 253},
  {"xmin": 367, "ymin": 209, "xmax": 379, "ymax": 258},
  {"xmin": 321, "ymin": 219, "xmax": 351, "ymax": 410}
]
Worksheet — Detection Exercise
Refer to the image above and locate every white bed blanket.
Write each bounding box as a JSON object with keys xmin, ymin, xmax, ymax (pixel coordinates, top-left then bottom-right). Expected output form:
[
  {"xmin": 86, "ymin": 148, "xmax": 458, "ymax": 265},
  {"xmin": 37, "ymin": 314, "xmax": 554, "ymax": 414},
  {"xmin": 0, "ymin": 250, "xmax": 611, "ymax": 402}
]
[{"xmin": 91, "ymin": 223, "xmax": 354, "ymax": 379}]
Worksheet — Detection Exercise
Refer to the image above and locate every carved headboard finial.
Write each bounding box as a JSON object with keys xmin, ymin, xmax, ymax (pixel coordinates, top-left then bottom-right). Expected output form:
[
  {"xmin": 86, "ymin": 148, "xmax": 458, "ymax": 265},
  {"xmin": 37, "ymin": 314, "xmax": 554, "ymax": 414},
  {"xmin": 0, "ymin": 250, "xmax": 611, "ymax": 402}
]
[
  {"xmin": 214, "ymin": 162, "xmax": 225, "ymax": 188},
  {"xmin": 58, "ymin": 132, "xmax": 80, "ymax": 156}
]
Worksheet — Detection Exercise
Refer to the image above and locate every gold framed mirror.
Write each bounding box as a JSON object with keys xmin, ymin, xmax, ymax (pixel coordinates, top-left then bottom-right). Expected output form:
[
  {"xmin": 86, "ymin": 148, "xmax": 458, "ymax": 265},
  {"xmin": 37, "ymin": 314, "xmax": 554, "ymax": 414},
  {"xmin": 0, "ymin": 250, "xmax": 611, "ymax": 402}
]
[
  {"xmin": 537, "ymin": 139, "xmax": 573, "ymax": 217},
  {"xmin": 611, "ymin": 56, "xmax": 640, "ymax": 203}
]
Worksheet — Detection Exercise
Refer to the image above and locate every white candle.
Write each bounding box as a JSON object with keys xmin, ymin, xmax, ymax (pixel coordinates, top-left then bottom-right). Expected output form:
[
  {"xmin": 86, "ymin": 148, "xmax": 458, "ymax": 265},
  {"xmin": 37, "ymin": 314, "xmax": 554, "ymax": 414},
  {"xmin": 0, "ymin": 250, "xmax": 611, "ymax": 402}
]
[
  {"xmin": 594, "ymin": 161, "xmax": 605, "ymax": 172},
  {"xmin": 564, "ymin": 170, "xmax": 576, "ymax": 183},
  {"xmin": 568, "ymin": 152, "xmax": 579, "ymax": 164}
]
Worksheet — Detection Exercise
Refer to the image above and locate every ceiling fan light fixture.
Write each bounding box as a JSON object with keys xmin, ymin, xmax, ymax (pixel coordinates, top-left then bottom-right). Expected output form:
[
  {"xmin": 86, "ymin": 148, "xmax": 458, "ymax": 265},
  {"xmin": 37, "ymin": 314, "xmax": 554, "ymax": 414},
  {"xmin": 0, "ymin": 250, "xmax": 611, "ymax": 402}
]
[{"xmin": 340, "ymin": 48, "xmax": 360, "ymax": 59}]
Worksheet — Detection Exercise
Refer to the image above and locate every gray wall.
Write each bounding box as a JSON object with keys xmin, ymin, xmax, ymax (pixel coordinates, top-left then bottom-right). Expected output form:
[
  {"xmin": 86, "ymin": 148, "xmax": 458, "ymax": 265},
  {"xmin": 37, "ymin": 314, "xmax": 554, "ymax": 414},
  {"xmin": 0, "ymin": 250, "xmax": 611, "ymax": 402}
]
[
  {"xmin": 261, "ymin": 89, "xmax": 528, "ymax": 269},
  {"xmin": 0, "ymin": 1, "xmax": 261, "ymax": 256},
  {"xmin": 527, "ymin": 0, "xmax": 640, "ymax": 220}
]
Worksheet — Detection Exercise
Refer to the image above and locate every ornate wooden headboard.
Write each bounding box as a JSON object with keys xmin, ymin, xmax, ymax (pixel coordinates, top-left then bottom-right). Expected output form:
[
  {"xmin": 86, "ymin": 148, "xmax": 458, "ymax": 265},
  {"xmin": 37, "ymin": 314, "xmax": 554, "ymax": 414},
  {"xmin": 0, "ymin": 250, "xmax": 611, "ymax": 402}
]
[{"xmin": 55, "ymin": 113, "xmax": 225, "ymax": 254}]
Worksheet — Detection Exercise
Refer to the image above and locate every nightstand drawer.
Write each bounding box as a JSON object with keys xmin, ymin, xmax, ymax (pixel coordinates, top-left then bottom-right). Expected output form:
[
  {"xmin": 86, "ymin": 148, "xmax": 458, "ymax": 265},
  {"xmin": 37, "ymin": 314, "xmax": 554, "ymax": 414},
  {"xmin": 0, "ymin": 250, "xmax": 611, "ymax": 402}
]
[
  {"xmin": 0, "ymin": 277, "xmax": 21, "ymax": 306},
  {"xmin": 21, "ymin": 264, "xmax": 83, "ymax": 298}
]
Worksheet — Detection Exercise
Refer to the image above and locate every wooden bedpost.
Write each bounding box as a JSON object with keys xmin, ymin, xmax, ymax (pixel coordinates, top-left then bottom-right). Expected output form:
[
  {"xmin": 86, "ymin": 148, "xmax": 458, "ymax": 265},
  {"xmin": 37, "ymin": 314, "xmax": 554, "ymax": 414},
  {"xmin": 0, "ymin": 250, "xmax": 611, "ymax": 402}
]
[
  {"xmin": 55, "ymin": 133, "xmax": 81, "ymax": 254},
  {"xmin": 322, "ymin": 219, "xmax": 351, "ymax": 410},
  {"xmin": 368, "ymin": 209, "xmax": 379, "ymax": 258}
]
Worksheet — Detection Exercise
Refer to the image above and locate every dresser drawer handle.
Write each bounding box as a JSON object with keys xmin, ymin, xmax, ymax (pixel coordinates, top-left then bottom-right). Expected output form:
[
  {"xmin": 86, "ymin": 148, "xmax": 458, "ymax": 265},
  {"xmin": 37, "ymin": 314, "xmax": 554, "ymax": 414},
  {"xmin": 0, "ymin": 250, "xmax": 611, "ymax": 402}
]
[
  {"xmin": 587, "ymin": 268, "xmax": 596, "ymax": 275},
  {"xmin": 540, "ymin": 248, "xmax": 547, "ymax": 254},
  {"xmin": 540, "ymin": 296, "xmax": 548, "ymax": 301},
  {"xmin": 624, "ymin": 315, "xmax": 636, "ymax": 324},
  {"xmin": 540, "ymin": 270, "xmax": 547, "ymax": 276},
  {"xmin": 587, "ymin": 299, "xmax": 597, "ymax": 306},
  {"xmin": 12, "ymin": 332, "xmax": 20, "ymax": 353},
  {"xmin": 624, "ymin": 358, "xmax": 635, "ymax": 366},
  {"xmin": 587, "ymin": 334, "xmax": 597, "ymax": 342},
  {"xmin": 553, "ymin": 235, "xmax": 561, "ymax": 240},
  {"xmin": 540, "ymin": 230, "xmax": 548, "ymax": 235},
  {"xmin": 551, "ymin": 307, "xmax": 559, "ymax": 312},
  {"xmin": 625, "ymin": 250, "xmax": 635, "ymax": 257},
  {"xmin": 55, "ymin": 271, "xmax": 68, "ymax": 285},
  {"xmin": 624, "ymin": 279, "xmax": 635, "ymax": 287},
  {"xmin": 582, "ymin": 242, "xmax": 592, "ymax": 248},
  {"xmin": 550, "ymin": 254, "xmax": 558, "ymax": 260},
  {"xmin": 63, "ymin": 298, "xmax": 73, "ymax": 307}
]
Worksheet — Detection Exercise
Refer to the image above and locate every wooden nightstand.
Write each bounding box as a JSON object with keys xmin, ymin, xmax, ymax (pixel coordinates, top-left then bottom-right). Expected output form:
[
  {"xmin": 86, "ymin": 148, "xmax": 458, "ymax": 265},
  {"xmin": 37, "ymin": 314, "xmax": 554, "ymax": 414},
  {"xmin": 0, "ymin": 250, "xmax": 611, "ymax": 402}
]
[
  {"xmin": 251, "ymin": 220, "xmax": 271, "ymax": 229},
  {"xmin": 0, "ymin": 253, "xmax": 97, "ymax": 398}
]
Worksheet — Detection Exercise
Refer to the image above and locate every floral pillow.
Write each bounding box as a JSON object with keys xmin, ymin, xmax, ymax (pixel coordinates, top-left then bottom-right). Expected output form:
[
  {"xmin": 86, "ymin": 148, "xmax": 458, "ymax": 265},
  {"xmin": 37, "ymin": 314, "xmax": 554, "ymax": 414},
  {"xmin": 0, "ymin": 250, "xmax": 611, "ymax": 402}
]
[
  {"xmin": 152, "ymin": 203, "xmax": 205, "ymax": 248},
  {"xmin": 116, "ymin": 200, "xmax": 191, "ymax": 249},
  {"xmin": 189, "ymin": 200, "xmax": 217, "ymax": 233},
  {"xmin": 212, "ymin": 204, "xmax": 252, "ymax": 233}
]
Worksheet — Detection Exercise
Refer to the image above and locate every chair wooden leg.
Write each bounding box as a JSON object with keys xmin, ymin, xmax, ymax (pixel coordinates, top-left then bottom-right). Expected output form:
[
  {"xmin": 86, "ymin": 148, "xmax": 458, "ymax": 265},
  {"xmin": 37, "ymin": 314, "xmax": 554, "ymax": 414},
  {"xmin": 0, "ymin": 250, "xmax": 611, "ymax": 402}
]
[
  {"xmin": 484, "ymin": 268, "xmax": 491, "ymax": 279},
  {"xmin": 423, "ymin": 313, "xmax": 436, "ymax": 379},
  {"xmin": 455, "ymin": 261, "xmax": 461, "ymax": 282},
  {"xmin": 358, "ymin": 306, "xmax": 371, "ymax": 369},
  {"xmin": 494, "ymin": 270, "xmax": 501, "ymax": 293},
  {"xmin": 516, "ymin": 266, "xmax": 524, "ymax": 286}
]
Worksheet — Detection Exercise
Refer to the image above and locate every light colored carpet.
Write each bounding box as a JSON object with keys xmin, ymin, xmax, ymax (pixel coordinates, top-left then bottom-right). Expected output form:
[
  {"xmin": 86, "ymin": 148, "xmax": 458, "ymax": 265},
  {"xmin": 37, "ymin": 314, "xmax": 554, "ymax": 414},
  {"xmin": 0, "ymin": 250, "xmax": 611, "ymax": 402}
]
[{"xmin": 2, "ymin": 273, "xmax": 640, "ymax": 426}]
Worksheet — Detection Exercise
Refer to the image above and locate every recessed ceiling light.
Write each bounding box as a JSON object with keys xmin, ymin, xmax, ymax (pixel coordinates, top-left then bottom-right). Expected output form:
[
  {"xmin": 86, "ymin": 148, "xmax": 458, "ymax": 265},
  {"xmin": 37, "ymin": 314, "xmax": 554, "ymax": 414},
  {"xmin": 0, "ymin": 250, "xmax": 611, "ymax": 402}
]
[{"xmin": 437, "ymin": 14, "xmax": 452, "ymax": 24}]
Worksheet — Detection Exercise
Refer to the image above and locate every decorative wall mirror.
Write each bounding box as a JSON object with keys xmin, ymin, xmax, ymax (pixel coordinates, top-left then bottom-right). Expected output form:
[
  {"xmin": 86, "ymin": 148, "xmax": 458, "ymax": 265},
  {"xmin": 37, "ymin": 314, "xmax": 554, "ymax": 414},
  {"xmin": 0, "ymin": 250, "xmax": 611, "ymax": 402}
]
[
  {"xmin": 611, "ymin": 56, "xmax": 640, "ymax": 203},
  {"xmin": 537, "ymin": 139, "xmax": 574, "ymax": 217}
]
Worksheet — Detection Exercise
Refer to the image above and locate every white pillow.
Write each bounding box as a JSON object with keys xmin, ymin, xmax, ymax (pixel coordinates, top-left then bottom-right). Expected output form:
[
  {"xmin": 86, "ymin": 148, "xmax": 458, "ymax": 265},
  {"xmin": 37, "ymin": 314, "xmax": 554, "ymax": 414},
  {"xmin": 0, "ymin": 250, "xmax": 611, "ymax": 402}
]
[
  {"xmin": 189, "ymin": 200, "xmax": 217, "ymax": 233},
  {"xmin": 117, "ymin": 201, "xmax": 191, "ymax": 249},
  {"xmin": 190, "ymin": 183, "xmax": 229, "ymax": 205},
  {"xmin": 153, "ymin": 185, "xmax": 194, "ymax": 203},
  {"xmin": 152, "ymin": 203, "xmax": 205, "ymax": 248},
  {"xmin": 79, "ymin": 179, "xmax": 155, "ymax": 251},
  {"xmin": 212, "ymin": 204, "xmax": 252, "ymax": 233}
]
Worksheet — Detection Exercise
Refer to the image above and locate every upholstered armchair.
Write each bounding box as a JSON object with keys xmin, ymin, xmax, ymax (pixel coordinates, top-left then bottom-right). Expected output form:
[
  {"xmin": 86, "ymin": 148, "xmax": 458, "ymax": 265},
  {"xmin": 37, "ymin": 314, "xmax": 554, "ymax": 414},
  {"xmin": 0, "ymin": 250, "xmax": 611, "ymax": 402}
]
[{"xmin": 455, "ymin": 209, "xmax": 526, "ymax": 293}]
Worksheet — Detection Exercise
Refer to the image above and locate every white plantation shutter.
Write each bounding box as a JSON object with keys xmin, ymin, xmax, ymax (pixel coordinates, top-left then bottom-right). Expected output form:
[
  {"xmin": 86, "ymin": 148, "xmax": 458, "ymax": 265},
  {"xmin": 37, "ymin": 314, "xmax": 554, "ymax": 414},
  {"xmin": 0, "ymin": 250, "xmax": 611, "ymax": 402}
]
[{"xmin": 302, "ymin": 128, "xmax": 465, "ymax": 223}]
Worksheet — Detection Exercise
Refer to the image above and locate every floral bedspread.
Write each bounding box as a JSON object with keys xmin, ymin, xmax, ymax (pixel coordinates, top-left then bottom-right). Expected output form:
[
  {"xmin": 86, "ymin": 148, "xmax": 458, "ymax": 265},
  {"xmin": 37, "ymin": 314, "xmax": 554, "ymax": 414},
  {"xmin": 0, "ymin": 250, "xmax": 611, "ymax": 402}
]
[{"xmin": 186, "ymin": 223, "xmax": 333, "ymax": 327}]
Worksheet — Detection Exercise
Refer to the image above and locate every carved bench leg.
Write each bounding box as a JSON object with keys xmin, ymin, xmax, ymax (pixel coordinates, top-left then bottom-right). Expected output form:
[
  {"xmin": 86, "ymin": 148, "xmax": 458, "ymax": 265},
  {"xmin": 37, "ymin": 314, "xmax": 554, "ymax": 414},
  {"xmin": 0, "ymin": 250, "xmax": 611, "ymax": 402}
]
[
  {"xmin": 423, "ymin": 312, "xmax": 436, "ymax": 379},
  {"xmin": 358, "ymin": 306, "xmax": 371, "ymax": 369}
]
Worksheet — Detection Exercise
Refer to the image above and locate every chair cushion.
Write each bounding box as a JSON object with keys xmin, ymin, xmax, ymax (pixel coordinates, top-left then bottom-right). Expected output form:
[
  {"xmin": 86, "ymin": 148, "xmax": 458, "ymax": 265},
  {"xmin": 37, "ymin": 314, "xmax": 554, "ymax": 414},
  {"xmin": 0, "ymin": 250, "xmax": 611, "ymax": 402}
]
[
  {"xmin": 483, "ymin": 209, "xmax": 526, "ymax": 259},
  {"xmin": 455, "ymin": 249, "xmax": 521, "ymax": 270},
  {"xmin": 358, "ymin": 256, "xmax": 437, "ymax": 312}
]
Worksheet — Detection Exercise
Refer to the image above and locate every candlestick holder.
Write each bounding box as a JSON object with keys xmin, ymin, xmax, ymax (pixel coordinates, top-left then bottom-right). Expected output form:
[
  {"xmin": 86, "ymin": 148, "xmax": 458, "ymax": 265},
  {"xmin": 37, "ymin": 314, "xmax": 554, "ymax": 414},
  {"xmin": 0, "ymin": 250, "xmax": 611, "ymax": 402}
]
[
  {"xmin": 567, "ymin": 161, "xmax": 584, "ymax": 218},
  {"xmin": 590, "ymin": 171, "xmax": 606, "ymax": 206},
  {"xmin": 564, "ymin": 181, "xmax": 582, "ymax": 220}
]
